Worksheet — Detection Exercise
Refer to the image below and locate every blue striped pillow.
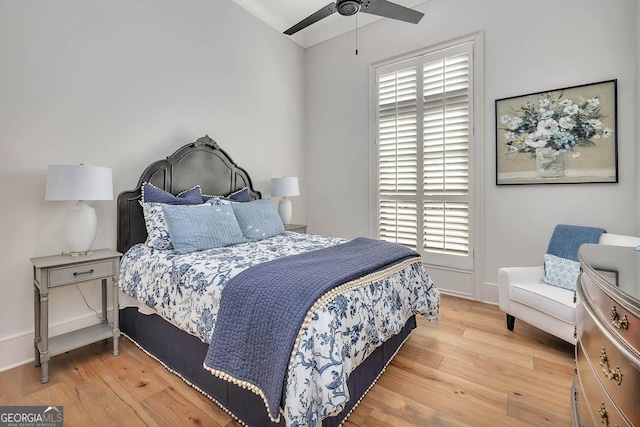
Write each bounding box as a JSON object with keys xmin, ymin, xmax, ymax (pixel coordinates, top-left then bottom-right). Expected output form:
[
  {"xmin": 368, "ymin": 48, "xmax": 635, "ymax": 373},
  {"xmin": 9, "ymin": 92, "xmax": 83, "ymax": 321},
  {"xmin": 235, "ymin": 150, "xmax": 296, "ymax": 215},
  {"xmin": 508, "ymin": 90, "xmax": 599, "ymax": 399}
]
[
  {"xmin": 231, "ymin": 199, "xmax": 286, "ymax": 241},
  {"xmin": 162, "ymin": 204, "xmax": 246, "ymax": 254}
]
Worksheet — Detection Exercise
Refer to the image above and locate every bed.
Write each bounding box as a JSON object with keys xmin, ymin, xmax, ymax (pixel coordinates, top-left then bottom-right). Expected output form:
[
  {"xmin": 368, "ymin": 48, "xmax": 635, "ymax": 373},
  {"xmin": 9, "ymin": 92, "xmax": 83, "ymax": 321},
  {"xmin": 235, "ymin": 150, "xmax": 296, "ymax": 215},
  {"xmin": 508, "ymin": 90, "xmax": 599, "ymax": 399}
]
[{"xmin": 117, "ymin": 135, "xmax": 440, "ymax": 426}]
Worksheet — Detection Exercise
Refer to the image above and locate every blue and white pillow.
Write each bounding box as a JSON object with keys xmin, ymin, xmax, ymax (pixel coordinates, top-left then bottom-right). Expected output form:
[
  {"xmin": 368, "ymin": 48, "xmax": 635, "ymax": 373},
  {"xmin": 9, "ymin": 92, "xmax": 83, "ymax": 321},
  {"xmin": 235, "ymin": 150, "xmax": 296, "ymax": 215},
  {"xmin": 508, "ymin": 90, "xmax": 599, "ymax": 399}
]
[
  {"xmin": 163, "ymin": 204, "xmax": 246, "ymax": 254},
  {"xmin": 202, "ymin": 187, "xmax": 251, "ymax": 203},
  {"xmin": 231, "ymin": 199, "xmax": 286, "ymax": 241},
  {"xmin": 541, "ymin": 253, "xmax": 581, "ymax": 291},
  {"xmin": 141, "ymin": 202, "xmax": 174, "ymax": 250},
  {"xmin": 142, "ymin": 182, "xmax": 204, "ymax": 205},
  {"xmin": 204, "ymin": 196, "xmax": 235, "ymax": 206}
]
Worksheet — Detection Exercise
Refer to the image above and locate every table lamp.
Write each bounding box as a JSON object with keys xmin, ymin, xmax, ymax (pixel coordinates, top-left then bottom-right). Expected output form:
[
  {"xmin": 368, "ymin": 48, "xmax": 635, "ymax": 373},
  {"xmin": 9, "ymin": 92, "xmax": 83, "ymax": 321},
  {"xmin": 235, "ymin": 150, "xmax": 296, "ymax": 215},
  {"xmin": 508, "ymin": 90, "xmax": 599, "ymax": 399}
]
[
  {"xmin": 45, "ymin": 164, "xmax": 113, "ymax": 255},
  {"xmin": 271, "ymin": 176, "xmax": 299, "ymax": 225}
]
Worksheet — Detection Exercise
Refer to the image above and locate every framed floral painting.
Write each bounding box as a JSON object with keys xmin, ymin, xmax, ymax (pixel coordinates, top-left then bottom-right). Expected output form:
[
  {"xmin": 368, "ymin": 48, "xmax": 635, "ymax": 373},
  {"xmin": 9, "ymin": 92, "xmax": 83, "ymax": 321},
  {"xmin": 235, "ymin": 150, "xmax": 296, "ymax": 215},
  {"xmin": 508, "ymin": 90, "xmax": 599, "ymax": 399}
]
[{"xmin": 495, "ymin": 79, "xmax": 618, "ymax": 185}]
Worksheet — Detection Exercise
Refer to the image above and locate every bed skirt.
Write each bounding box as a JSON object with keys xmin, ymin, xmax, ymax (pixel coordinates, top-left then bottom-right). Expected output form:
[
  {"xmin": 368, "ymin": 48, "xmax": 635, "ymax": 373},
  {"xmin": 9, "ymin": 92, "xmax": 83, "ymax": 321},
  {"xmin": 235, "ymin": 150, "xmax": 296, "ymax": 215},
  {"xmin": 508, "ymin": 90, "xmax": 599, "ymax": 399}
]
[{"xmin": 120, "ymin": 307, "xmax": 417, "ymax": 426}]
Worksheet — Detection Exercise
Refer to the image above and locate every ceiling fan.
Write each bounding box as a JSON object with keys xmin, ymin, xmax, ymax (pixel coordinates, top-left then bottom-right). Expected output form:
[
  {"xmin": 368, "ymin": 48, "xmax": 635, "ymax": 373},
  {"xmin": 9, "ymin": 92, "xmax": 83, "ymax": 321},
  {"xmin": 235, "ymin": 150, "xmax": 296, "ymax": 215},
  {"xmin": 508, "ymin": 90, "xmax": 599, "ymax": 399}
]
[{"xmin": 283, "ymin": 0, "xmax": 424, "ymax": 35}]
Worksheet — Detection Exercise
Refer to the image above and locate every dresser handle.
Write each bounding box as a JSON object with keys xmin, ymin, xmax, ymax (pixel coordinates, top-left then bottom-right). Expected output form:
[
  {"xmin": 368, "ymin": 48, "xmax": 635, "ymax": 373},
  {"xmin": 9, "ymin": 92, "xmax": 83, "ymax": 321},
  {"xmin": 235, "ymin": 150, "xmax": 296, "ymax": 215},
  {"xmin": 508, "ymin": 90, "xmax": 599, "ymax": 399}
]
[
  {"xmin": 598, "ymin": 402, "xmax": 619, "ymax": 427},
  {"xmin": 599, "ymin": 402, "xmax": 608, "ymax": 427},
  {"xmin": 73, "ymin": 269, "xmax": 94, "ymax": 276},
  {"xmin": 573, "ymin": 326, "xmax": 577, "ymax": 339},
  {"xmin": 609, "ymin": 306, "xmax": 629, "ymax": 330},
  {"xmin": 599, "ymin": 347, "xmax": 623, "ymax": 385}
]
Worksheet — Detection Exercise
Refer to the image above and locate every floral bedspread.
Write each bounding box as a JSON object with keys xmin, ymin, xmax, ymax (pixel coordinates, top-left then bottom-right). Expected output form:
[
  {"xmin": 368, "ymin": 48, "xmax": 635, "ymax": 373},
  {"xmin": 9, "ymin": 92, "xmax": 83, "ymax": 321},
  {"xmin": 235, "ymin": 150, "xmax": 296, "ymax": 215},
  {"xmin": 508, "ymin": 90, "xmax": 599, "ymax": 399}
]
[{"xmin": 119, "ymin": 232, "xmax": 440, "ymax": 426}]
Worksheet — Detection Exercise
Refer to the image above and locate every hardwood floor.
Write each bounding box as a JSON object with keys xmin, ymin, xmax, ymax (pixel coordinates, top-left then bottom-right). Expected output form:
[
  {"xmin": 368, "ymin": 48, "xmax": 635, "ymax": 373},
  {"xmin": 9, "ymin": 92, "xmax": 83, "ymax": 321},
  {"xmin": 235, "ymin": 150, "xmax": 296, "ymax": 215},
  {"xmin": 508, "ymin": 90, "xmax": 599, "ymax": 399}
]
[{"xmin": 0, "ymin": 295, "xmax": 575, "ymax": 426}]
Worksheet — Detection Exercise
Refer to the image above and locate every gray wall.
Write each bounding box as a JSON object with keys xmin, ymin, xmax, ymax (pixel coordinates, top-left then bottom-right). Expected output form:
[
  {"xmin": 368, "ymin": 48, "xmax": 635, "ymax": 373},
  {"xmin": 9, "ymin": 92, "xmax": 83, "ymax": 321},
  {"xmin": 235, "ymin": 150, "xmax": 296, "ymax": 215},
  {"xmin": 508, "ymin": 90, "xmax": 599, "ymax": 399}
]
[
  {"xmin": 0, "ymin": 0, "xmax": 306, "ymax": 370},
  {"xmin": 636, "ymin": 0, "xmax": 640, "ymax": 235},
  {"xmin": 305, "ymin": 0, "xmax": 638, "ymax": 299}
]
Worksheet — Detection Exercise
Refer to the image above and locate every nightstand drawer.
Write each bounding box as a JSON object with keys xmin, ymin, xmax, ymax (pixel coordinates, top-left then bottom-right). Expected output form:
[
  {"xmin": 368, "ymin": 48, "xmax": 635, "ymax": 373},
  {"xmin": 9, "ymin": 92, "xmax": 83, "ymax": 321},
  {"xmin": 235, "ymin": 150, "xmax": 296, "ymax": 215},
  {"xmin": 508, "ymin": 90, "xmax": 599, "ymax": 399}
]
[{"xmin": 48, "ymin": 260, "xmax": 115, "ymax": 287}]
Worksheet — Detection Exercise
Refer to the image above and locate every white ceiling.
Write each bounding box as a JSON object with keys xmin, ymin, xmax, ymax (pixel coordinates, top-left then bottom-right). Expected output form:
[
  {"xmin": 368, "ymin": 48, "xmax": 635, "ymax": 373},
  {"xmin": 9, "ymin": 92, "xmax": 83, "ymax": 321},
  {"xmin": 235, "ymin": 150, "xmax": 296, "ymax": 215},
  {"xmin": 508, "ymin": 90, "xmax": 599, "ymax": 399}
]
[{"xmin": 232, "ymin": 0, "xmax": 430, "ymax": 48}]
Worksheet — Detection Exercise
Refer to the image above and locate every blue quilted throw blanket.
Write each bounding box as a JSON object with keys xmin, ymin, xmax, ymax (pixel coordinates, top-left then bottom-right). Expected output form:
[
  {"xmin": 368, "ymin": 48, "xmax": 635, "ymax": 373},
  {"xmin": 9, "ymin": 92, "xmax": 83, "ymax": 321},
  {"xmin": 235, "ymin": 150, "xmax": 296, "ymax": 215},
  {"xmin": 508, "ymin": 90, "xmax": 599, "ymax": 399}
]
[
  {"xmin": 203, "ymin": 237, "xmax": 419, "ymax": 421},
  {"xmin": 546, "ymin": 224, "xmax": 606, "ymax": 261}
]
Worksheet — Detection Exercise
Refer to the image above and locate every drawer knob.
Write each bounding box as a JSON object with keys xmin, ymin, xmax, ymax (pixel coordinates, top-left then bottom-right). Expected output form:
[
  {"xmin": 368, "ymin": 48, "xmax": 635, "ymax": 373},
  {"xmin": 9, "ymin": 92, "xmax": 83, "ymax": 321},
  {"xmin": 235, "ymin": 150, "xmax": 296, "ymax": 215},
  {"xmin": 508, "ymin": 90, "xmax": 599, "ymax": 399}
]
[
  {"xmin": 598, "ymin": 347, "xmax": 623, "ymax": 386},
  {"xmin": 73, "ymin": 269, "xmax": 94, "ymax": 277},
  {"xmin": 609, "ymin": 306, "xmax": 629, "ymax": 330}
]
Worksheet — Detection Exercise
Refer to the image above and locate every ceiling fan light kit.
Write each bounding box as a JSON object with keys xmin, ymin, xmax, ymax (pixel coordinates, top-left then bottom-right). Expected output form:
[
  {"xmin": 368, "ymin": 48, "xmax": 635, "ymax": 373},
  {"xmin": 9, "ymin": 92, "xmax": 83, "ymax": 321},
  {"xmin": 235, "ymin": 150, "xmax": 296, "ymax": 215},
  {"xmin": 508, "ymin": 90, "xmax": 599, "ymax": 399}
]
[{"xmin": 283, "ymin": 0, "xmax": 424, "ymax": 36}]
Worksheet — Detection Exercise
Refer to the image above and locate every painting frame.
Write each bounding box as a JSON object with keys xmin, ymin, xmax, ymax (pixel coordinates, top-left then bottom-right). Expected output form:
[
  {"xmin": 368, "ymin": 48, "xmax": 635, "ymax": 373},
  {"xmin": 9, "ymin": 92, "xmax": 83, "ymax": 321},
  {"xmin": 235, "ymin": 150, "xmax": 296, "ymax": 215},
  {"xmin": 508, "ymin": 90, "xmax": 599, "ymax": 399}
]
[{"xmin": 495, "ymin": 79, "xmax": 618, "ymax": 185}]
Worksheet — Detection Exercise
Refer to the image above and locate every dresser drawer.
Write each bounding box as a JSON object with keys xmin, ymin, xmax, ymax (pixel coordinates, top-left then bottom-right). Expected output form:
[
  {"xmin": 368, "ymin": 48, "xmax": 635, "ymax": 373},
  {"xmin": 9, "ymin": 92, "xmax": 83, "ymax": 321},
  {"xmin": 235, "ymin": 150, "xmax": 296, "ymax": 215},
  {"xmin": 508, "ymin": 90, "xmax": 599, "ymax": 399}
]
[
  {"xmin": 574, "ymin": 370, "xmax": 593, "ymax": 426},
  {"xmin": 581, "ymin": 271, "xmax": 640, "ymax": 356},
  {"xmin": 576, "ymin": 341, "xmax": 630, "ymax": 427},
  {"xmin": 48, "ymin": 260, "xmax": 115, "ymax": 287},
  {"xmin": 579, "ymin": 300, "xmax": 639, "ymax": 426}
]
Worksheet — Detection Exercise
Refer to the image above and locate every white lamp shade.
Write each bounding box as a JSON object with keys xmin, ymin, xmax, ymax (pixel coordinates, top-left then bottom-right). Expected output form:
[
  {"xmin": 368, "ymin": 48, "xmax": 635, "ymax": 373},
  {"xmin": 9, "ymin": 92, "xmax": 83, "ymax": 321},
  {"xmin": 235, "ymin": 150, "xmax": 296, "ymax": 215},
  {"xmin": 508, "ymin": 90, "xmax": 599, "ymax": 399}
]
[
  {"xmin": 271, "ymin": 177, "xmax": 299, "ymax": 197},
  {"xmin": 45, "ymin": 165, "xmax": 113, "ymax": 201}
]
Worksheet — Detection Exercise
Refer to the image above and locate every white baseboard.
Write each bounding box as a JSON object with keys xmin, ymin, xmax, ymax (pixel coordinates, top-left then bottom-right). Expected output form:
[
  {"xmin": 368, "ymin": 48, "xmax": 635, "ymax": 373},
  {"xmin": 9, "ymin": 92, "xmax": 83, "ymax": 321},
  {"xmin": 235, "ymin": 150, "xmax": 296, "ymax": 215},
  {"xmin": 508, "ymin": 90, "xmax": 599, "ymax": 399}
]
[
  {"xmin": 0, "ymin": 310, "xmax": 112, "ymax": 373},
  {"xmin": 482, "ymin": 282, "xmax": 499, "ymax": 305},
  {"xmin": 439, "ymin": 289, "xmax": 473, "ymax": 299},
  {"xmin": 440, "ymin": 284, "xmax": 499, "ymax": 305}
]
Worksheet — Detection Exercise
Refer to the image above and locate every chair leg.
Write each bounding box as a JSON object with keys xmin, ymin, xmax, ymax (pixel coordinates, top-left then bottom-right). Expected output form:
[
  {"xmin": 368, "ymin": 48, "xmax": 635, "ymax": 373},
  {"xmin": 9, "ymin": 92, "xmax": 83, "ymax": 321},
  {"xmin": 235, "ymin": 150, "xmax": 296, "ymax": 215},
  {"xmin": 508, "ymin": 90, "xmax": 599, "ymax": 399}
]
[{"xmin": 506, "ymin": 314, "xmax": 516, "ymax": 331}]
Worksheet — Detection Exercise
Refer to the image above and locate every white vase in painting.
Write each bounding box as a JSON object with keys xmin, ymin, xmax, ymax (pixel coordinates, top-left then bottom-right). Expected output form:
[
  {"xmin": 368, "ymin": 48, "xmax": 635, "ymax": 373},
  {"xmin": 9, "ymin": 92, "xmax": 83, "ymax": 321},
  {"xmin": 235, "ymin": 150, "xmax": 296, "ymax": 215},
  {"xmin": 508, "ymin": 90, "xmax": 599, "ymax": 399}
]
[{"xmin": 535, "ymin": 147, "xmax": 566, "ymax": 178}]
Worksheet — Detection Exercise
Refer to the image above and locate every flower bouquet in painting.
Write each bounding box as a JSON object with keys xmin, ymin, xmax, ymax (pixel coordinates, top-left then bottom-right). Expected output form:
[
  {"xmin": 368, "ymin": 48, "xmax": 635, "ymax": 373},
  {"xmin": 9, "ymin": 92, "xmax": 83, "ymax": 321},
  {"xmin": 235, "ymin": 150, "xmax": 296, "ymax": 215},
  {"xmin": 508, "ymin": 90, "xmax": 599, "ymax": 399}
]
[{"xmin": 495, "ymin": 80, "xmax": 618, "ymax": 185}]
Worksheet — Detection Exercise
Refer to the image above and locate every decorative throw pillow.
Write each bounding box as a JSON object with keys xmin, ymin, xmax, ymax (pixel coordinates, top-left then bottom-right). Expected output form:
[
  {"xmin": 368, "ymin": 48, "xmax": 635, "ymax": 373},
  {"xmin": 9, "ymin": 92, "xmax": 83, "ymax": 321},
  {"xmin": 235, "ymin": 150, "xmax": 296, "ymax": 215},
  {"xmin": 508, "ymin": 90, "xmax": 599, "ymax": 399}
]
[
  {"xmin": 141, "ymin": 202, "xmax": 174, "ymax": 250},
  {"xmin": 231, "ymin": 199, "xmax": 286, "ymax": 241},
  {"xmin": 163, "ymin": 204, "xmax": 246, "ymax": 254},
  {"xmin": 142, "ymin": 182, "xmax": 203, "ymax": 205},
  {"xmin": 227, "ymin": 187, "xmax": 251, "ymax": 202},
  {"xmin": 203, "ymin": 187, "xmax": 251, "ymax": 203},
  {"xmin": 203, "ymin": 196, "xmax": 235, "ymax": 206},
  {"xmin": 142, "ymin": 199, "xmax": 221, "ymax": 250},
  {"xmin": 541, "ymin": 253, "xmax": 581, "ymax": 291}
]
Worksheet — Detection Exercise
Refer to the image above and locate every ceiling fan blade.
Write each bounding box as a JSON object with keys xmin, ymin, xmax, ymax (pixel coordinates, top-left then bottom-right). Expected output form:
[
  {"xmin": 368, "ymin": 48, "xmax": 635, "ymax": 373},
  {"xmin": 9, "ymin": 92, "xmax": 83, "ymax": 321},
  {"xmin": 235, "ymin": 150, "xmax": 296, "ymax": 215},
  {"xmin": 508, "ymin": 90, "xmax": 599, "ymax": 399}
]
[
  {"xmin": 360, "ymin": 0, "xmax": 424, "ymax": 24},
  {"xmin": 284, "ymin": 2, "xmax": 337, "ymax": 35}
]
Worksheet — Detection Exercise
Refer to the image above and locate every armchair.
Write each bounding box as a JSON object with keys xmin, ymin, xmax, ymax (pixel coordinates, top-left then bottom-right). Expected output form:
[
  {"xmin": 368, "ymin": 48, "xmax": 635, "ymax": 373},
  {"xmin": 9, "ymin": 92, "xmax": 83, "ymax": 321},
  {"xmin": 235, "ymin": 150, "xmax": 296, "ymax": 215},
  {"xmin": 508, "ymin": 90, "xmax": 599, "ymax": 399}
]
[{"xmin": 498, "ymin": 233, "xmax": 640, "ymax": 344}]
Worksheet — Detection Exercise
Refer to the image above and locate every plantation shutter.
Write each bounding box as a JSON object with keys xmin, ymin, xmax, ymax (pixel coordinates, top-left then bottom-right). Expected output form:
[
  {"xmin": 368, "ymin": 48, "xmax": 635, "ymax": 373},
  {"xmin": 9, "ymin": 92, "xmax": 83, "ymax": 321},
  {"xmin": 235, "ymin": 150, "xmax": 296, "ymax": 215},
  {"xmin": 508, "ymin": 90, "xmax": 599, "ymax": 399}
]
[
  {"xmin": 376, "ymin": 43, "xmax": 473, "ymax": 270},
  {"xmin": 378, "ymin": 60, "xmax": 419, "ymax": 249}
]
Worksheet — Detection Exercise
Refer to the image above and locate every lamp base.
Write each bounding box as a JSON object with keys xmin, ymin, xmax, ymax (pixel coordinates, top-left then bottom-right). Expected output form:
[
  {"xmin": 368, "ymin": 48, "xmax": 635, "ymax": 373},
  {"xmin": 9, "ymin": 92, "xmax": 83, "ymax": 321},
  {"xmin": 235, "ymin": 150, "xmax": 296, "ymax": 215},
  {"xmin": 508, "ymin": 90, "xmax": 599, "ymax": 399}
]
[
  {"xmin": 64, "ymin": 250, "xmax": 94, "ymax": 257},
  {"xmin": 278, "ymin": 197, "xmax": 293, "ymax": 225},
  {"xmin": 65, "ymin": 201, "xmax": 97, "ymax": 255}
]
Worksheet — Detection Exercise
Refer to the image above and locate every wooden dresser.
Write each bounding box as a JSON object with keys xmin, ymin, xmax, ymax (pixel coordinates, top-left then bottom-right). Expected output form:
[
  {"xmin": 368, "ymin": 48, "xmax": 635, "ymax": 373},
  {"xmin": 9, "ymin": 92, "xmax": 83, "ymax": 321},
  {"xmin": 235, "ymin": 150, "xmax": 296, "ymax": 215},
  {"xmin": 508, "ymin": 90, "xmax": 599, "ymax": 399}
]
[{"xmin": 574, "ymin": 244, "xmax": 640, "ymax": 426}]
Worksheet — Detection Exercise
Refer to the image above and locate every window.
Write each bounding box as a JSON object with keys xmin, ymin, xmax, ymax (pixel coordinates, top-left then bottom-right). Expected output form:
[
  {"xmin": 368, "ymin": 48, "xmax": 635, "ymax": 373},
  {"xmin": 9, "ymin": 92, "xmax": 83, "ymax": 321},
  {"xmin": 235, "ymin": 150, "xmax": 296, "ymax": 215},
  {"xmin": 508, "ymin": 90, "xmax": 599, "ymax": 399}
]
[{"xmin": 373, "ymin": 39, "xmax": 478, "ymax": 272}]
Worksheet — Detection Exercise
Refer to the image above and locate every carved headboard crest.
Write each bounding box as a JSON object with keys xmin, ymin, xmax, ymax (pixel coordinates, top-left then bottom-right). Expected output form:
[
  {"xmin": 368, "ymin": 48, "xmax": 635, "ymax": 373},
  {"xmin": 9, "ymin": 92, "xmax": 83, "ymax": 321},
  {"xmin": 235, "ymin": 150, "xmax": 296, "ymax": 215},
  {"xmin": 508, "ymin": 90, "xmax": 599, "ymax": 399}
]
[{"xmin": 193, "ymin": 134, "xmax": 220, "ymax": 149}]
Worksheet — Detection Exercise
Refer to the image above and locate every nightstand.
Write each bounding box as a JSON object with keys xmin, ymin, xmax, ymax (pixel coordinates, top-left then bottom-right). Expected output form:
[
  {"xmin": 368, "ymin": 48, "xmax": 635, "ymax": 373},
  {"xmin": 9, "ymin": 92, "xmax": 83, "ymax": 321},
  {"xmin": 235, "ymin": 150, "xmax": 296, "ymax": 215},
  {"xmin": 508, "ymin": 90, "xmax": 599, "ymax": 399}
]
[
  {"xmin": 30, "ymin": 249, "xmax": 122, "ymax": 383},
  {"xmin": 285, "ymin": 224, "xmax": 307, "ymax": 233}
]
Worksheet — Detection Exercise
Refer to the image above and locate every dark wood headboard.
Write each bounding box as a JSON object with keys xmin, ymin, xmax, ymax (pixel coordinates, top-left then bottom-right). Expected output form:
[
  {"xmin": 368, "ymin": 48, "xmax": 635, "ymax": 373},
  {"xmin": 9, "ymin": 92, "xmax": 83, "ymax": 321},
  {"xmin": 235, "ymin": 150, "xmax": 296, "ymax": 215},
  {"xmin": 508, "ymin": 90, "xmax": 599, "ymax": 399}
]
[{"xmin": 117, "ymin": 135, "xmax": 262, "ymax": 254}]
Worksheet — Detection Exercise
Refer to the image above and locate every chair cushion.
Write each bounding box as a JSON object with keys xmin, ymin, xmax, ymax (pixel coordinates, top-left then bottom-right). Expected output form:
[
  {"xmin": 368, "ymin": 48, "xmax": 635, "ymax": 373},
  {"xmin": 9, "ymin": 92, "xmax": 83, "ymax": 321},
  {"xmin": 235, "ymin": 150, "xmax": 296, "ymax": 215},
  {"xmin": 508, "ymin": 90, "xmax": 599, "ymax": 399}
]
[{"xmin": 509, "ymin": 281, "xmax": 576, "ymax": 323}]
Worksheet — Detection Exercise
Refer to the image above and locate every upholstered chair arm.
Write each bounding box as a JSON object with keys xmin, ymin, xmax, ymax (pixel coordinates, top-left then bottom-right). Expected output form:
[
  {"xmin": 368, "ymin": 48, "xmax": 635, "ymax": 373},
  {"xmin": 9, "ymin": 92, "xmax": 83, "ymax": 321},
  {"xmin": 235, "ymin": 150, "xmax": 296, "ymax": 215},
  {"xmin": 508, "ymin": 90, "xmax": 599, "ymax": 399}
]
[
  {"xmin": 498, "ymin": 266, "xmax": 545, "ymax": 286},
  {"xmin": 498, "ymin": 266, "xmax": 545, "ymax": 313}
]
